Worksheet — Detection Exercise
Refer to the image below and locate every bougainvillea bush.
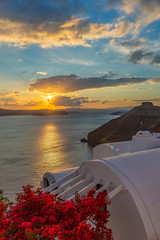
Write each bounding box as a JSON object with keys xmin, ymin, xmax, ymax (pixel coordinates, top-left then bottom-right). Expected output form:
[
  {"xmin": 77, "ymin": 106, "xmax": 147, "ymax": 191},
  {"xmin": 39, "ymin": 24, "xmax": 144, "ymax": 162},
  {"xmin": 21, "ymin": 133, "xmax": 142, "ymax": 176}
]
[{"xmin": 0, "ymin": 185, "xmax": 113, "ymax": 240}]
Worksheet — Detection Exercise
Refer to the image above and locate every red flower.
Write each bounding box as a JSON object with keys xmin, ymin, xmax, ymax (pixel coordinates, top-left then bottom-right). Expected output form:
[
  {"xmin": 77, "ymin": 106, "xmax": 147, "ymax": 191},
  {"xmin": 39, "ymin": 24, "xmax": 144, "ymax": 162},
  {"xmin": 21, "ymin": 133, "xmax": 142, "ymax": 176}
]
[{"xmin": 0, "ymin": 185, "xmax": 113, "ymax": 240}]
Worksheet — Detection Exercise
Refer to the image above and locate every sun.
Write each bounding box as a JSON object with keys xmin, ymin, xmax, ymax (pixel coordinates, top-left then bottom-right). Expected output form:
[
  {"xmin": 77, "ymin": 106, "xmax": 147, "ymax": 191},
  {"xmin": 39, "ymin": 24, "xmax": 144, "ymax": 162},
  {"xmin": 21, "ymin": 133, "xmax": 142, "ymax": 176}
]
[{"xmin": 47, "ymin": 95, "xmax": 53, "ymax": 100}]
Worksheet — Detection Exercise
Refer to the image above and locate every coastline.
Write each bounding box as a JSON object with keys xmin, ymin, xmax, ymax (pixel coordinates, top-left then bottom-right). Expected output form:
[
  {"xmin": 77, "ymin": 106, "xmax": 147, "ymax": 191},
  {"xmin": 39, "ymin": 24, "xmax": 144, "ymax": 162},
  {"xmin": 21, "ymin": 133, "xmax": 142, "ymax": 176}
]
[{"xmin": 0, "ymin": 108, "xmax": 68, "ymax": 116}]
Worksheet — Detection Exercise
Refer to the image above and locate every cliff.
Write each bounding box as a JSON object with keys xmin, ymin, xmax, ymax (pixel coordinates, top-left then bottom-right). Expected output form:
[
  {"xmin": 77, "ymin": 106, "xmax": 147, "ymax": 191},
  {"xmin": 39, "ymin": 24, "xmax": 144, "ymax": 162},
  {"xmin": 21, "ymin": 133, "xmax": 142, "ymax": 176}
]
[{"xmin": 87, "ymin": 102, "xmax": 160, "ymax": 147}]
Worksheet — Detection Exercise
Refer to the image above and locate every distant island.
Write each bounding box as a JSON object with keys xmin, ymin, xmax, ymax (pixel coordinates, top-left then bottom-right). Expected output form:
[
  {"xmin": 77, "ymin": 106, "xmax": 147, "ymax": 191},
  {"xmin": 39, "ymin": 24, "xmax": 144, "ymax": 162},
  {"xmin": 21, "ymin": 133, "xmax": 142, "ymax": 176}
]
[{"xmin": 0, "ymin": 108, "xmax": 68, "ymax": 116}]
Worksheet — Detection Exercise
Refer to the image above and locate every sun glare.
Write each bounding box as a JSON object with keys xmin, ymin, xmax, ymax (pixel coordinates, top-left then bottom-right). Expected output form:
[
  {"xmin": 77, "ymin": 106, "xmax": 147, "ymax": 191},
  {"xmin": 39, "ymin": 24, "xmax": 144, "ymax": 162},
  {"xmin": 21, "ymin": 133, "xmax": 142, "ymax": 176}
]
[{"xmin": 47, "ymin": 95, "xmax": 53, "ymax": 100}]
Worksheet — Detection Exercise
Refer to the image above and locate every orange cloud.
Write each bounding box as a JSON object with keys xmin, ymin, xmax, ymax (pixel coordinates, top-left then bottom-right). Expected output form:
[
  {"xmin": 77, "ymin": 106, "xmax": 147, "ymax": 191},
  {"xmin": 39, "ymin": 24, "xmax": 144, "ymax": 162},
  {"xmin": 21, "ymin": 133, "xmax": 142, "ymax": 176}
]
[
  {"xmin": 36, "ymin": 72, "xmax": 48, "ymax": 76},
  {"xmin": 148, "ymin": 77, "xmax": 160, "ymax": 84},
  {"xmin": 0, "ymin": 91, "xmax": 45, "ymax": 109},
  {"xmin": 0, "ymin": 17, "xmax": 134, "ymax": 48}
]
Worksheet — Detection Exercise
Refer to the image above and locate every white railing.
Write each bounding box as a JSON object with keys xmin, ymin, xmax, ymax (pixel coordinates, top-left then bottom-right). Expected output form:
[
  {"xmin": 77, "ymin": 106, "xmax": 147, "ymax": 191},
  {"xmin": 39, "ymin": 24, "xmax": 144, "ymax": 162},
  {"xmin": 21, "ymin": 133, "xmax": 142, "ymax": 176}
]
[
  {"xmin": 43, "ymin": 169, "xmax": 124, "ymax": 202},
  {"xmin": 43, "ymin": 169, "xmax": 79, "ymax": 193}
]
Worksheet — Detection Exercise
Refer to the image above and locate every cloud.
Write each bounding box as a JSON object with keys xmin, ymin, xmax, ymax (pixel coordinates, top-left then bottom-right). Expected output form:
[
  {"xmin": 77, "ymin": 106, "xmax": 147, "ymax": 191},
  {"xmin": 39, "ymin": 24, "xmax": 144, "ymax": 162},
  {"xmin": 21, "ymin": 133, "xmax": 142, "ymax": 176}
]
[
  {"xmin": 61, "ymin": 58, "xmax": 96, "ymax": 66},
  {"xmin": 124, "ymin": 0, "xmax": 160, "ymax": 26},
  {"xmin": 133, "ymin": 99, "xmax": 160, "ymax": 102},
  {"xmin": 0, "ymin": 16, "xmax": 134, "ymax": 48},
  {"xmin": 148, "ymin": 77, "xmax": 160, "ymax": 84},
  {"xmin": 0, "ymin": 91, "xmax": 44, "ymax": 108},
  {"xmin": 28, "ymin": 74, "xmax": 152, "ymax": 93},
  {"xmin": 36, "ymin": 72, "xmax": 47, "ymax": 76},
  {"xmin": 0, "ymin": 0, "xmax": 84, "ymax": 24},
  {"xmin": 108, "ymin": 71, "xmax": 119, "ymax": 77},
  {"xmin": 118, "ymin": 39, "xmax": 145, "ymax": 48},
  {"xmin": 106, "ymin": 0, "xmax": 122, "ymax": 8},
  {"xmin": 0, "ymin": 91, "xmax": 20, "ymax": 107},
  {"xmin": 125, "ymin": 0, "xmax": 160, "ymax": 36},
  {"xmin": 107, "ymin": 38, "xmax": 146, "ymax": 55},
  {"xmin": 0, "ymin": 0, "xmax": 134, "ymax": 48},
  {"xmin": 0, "ymin": 97, "xmax": 17, "ymax": 103},
  {"xmin": 105, "ymin": 0, "xmax": 160, "ymax": 35},
  {"xmin": 101, "ymin": 98, "xmax": 130, "ymax": 104},
  {"xmin": 23, "ymin": 100, "xmax": 43, "ymax": 107},
  {"xmin": 0, "ymin": 91, "xmax": 20, "ymax": 97},
  {"xmin": 136, "ymin": 87, "xmax": 151, "ymax": 91},
  {"xmin": 50, "ymin": 95, "xmax": 98, "ymax": 106},
  {"xmin": 101, "ymin": 100, "xmax": 109, "ymax": 104},
  {"xmin": 0, "ymin": 0, "xmax": 159, "ymax": 48},
  {"xmin": 151, "ymin": 54, "xmax": 160, "ymax": 65},
  {"xmin": 128, "ymin": 49, "xmax": 160, "ymax": 65}
]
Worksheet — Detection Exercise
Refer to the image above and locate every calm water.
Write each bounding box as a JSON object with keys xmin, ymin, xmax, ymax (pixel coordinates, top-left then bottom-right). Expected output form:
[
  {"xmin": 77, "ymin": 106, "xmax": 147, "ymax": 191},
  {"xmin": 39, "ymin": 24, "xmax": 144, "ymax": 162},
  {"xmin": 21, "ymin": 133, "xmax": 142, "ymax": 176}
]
[{"xmin": 0, "ymin": 111, "xmax": 118, "ymax": 201}]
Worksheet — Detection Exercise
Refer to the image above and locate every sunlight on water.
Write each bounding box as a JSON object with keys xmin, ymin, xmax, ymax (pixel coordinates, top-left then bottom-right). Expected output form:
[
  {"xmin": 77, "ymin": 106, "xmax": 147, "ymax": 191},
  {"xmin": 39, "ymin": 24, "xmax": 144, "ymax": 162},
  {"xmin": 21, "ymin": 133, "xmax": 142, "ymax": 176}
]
[
  {"xmin": 0, "ymin": 112, "xmax": 118, "ymax": 201},
  {"xmin": 35, "ymin": 123, "xmax": 68, "ymax": 171}
]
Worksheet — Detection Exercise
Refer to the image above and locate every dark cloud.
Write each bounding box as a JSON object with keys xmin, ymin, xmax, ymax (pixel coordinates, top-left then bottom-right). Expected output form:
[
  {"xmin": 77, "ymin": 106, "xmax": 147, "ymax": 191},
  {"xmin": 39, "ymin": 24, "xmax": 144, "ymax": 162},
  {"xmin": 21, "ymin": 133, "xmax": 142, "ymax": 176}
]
[
  {"xmin": 120, "ymin": 40, "xmax": 145, "ymax": 48},
  {"xmin": 136, "ymin": 0, "xmax": 160, "ymax": 11},
  {"xmin": 0, "ymin": 0, "xmax": 84, "ymax": 24},
  {"xmin": 128, "ymin": 50, "xmax": 160, "ymax": 64},
  {"xmin": 105, "ymin": 0, "xmax": 122, "ymax": 8},
  {"xmin": 151, "ymin": 54, "xmax": 160, "ymax": 64},
  {"xmin": 108, "ymin": 71, "xmax": 119, "ymax": 77},
  {"xmin": 29, "ymin": 74, "xmax": 149, "ymax": 93},
  {"xmin": 50, "ymin": 96, "xmax": 98, "ymax": 106}
]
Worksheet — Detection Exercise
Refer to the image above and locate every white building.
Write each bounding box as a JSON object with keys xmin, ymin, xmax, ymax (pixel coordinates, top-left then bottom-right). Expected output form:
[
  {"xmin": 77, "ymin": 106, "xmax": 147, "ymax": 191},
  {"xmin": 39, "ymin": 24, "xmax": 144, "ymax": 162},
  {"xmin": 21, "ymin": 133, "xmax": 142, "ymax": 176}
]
[{"xmin": 41, "ymin": 131, "xmax": 160, "ymax": 240}]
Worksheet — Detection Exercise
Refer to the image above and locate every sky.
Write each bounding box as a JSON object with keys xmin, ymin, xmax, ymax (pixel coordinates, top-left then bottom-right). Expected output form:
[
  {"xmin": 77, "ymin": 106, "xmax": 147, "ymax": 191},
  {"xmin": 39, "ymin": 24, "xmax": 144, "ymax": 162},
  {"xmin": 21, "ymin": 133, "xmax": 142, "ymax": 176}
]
[{"xmin": 0, "ymin": 0, "xmax": 160, "ymax": 110}]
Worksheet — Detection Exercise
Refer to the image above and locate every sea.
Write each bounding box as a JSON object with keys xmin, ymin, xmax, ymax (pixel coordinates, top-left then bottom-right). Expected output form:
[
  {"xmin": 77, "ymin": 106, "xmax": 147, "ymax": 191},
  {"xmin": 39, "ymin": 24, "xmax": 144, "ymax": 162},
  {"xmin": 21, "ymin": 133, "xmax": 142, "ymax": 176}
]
[{"xmin": 0, "ymin": 110, "xmax": 123, "ymax": 201}]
